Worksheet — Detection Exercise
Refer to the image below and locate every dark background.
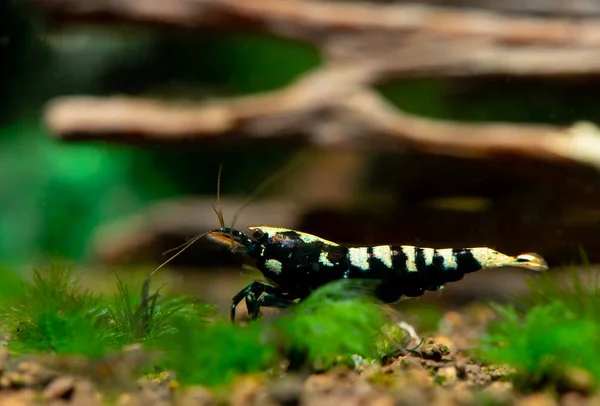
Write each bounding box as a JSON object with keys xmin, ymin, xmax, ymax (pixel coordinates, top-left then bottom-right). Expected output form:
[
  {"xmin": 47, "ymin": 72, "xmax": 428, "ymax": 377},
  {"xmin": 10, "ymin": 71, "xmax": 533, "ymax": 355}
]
[{"xmin": 2, "ymin": 1, "xmax": 600, "ymax": 309}]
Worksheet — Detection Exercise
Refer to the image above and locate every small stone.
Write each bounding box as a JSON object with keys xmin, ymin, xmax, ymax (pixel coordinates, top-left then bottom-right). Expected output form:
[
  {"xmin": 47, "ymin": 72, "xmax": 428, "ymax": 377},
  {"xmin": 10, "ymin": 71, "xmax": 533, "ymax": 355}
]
[
  {"xmin": 304, "ymin": 373, "xmax": 337, "ymax": 393},
  {"xmin": 398, "ymin": 355, "xmax": 422, "ymax": 370},
  {"xmin": 139, "ymin": 373, "xmax": 173, "ymax": 404},
  {"xmin": 70, "ymin": 380, "xmax": 102, "ymax": 406},
  {"xmin": 561, "ymin": 392, "xmax": 587, "ymax": 406},
  {"xmin": 455, "ymin": 361, "xmax": 486, "ymax": 386},
  {"xmin": 253, "ymin": 389, "xmax": 279, "ymax": 406},
  {"xmin": 0, "ymin": 348, "xmax": 11, "ymax": 373},
  {"xmin": 5, "ymin": 372, "xmax": 25, "ymax": 388},
  {"xmin": 369, "ymin": 394, "xmax": 395, "ymax": 406},
  {"xmin": 405, "ymin": 367, "xmax": 433, "ymax": 388},
  {"xmin": 484, "ymin": 364, "xmax": 516, "ymax": 381},
  {"xmin": 116, "ymin": 393, "xmax": 142, "ymax": 406},
  {"xmin": 481, "ymin": 381, "xmax": 513, "ymax": 400},
  {"xmin": 464, "ymin": 364, "xmax": 481, "ymax": 376},
  {"xmin": 268, "ymin": 375, "xmax": 303, "ymax": 405},
  {"xmin": 0, "ymin": 389, "xmax": 36, "ymax": 406},
  {"xmin": 43, "ymin": 376, "xmax": 75, "ymax": 400},
  {"xmin": 178, "ymin": 387, "xmax": 216, "ymax": 406},
  {"xmin": 435, "ymin": 366, "xmax": 458, "ymax": 387},
  {"xmin": 430, "ymin": 336, "xmax": 454, "ymax": 352},
  {"xmin": 17, "ymin": 361, "xmax": 39, "ymax": 374},
  {"xmin": 420, "ymin": 338, "xmax": 451, "ymax": 362},
  {"xmin": 16, "ymin": 360, "xmax": 57, "ymax": 387},
  {"xmin": 518, "ymin": 393, "xmax": 558, "ymax": 406},
  {"xmin": 447, "ymin": 383, "xmax": 474, "ymax": 405},
  {"xmin": 582, "ymin": 394, "xmax": 600, "ymax": 405},
  {"xmin": 230, "ymin": 376, "xmax": 264, "ymax": 406},
  {"xmin": 441, "ymin": 311, "xmax": 464, "ymax": 331},
  {"xmin": 563, "ymin": 366, "xmax": 594, "ymax": 394},
  {"xmin": 391, "ymin": 386, "xmax": 429, "ymax": 406}
]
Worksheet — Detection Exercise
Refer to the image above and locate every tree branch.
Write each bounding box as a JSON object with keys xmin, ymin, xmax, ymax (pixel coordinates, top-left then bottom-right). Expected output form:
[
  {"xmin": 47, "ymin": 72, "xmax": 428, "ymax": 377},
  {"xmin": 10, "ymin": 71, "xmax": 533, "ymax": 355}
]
[
  {"xmin": 45, "ymin": 67, "xmax": 600, "ymax": 169},
  {"xmin": 36, "ymin": 0, "xmax": 600, "ymax": 170},
  {"xmin": 34, "ymin": 0, "xmax": 600, "ymax": 45},
  {"xmin": 36, "ymin": 0, "xmax": 600, "ymax": 77}
]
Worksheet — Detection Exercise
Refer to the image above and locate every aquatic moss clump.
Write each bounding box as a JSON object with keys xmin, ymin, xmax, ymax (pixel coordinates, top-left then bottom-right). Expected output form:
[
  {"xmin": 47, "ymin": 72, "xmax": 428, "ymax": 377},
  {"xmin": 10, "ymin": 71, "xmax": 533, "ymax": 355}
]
[
  {"xmin": 274, "ymin": 280, "xmax": 390, "ymax": 370},
  {"xmin": 155, "ymin": 318, "xmax": 277, "ymax": 387},
  {"xmin": 157, "ymin": 280, "xmax": 394, "ymax": 386},
  {"xmin": 0, "ymin": 263, "xmax": 209, "ymax": 358},
  {"xmin": 0, "ymin": 264, "xmax": 396, "ymax": 387},
  {"xmin": 480, "ymin": 251, "xmax": 600, "ymax": 393},
  {"xmin": 526, "ymin": 264, "xmax": 600, "ymax": 322},
  {"xmin": 480, "ymin": 301, "xmax": 600, "ymax": 392},
  {"xmin": 478, "ymin": 251, "xmax": 600, "ymax": 393},
  {"xmin": 0, "ymin": 263, "xmax": 108, "ymax": 357},
  {"xmin": 103, "ymin": 276, "xmax": 212, "ymax": 347}
]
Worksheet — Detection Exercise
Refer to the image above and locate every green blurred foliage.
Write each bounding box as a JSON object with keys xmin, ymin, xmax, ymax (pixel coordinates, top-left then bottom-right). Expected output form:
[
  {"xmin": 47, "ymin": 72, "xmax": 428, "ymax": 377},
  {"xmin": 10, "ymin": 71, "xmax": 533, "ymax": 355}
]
[
  {"xmin": 394, "ymin": 301, "xmax": 444, "ymax": 335},
  {"xmin": 378, "ymin": 78, "xmax": 600, "ymax": 125},
  {"xmin": 481, "ymin": 302, "xmax": 600, "ymax": 393},
  {"xmin": 0, "ymin": 1, "xmax": 320, "ymax": 265},
  {"xmin": 0, "ymin": 123, "xmax": 179, "ymax": 262},
  {"xmin": 480, "ymin": 261, "xmax": 600, "ymax": 393},
  {"xmin": 524, "ymin": 252, "xmax": 599, "ymax": 318}
]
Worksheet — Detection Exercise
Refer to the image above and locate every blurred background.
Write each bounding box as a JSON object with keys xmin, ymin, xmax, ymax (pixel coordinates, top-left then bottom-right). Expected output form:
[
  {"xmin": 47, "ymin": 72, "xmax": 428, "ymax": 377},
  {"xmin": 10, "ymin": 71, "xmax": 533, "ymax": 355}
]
[{"xmin": 3, "ymin": 0, "xmax": 600, "ymax": 314}]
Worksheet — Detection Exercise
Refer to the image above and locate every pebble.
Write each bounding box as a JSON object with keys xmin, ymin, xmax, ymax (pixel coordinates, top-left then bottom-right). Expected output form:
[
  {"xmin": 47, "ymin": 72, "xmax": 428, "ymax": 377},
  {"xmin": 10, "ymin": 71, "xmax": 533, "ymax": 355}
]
[
  {"xmin": 518, "ymin": 393, "xmax": 558, "ymax": 406},
  {"xmin": 267, "ymin": 375, "xmax": 303, "ymax": 405},
  {"xmin": 178, "ymin": 386, "xmax": 217, "ymax": 406},
  {"xmin": 43, "ymin": 376, "xmax": 75, "ymax": 400}
]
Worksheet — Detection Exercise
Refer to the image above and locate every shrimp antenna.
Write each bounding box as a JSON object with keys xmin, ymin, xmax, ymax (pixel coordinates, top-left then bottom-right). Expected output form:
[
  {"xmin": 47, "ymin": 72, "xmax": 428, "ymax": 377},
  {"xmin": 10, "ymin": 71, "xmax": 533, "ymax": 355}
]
[
  {"xmin": 211, "ymin": 164, "xmax": 225, "ymax": 229},
  {"xmin": 212, "ymin": 164, "xmax": 235, "ymax": 251},
  {"xmin": 148, "ymin": 231, "xmax": 213, "ymax": 278},
  {"xmin": 149, "ymin": 152, "xmax": 308, "ymax": 279},
  {"xmin": 230, "ymin": 152, "xmax": 307, "ymax": 231},
  {"xmin": 148, "ymin": 165, "xmax": 226, "ymax": 278}
]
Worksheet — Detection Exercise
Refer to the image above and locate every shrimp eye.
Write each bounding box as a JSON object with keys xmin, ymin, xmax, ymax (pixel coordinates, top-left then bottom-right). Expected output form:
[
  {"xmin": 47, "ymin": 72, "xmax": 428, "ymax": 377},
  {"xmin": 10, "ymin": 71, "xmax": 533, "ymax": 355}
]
[
  {"xmin": 251, "ymin": 228, "xmax": 266, "ymax": 241},
  {"xmin": 515, "ymin": 257, "xmax": 529, "ymax": 263}
]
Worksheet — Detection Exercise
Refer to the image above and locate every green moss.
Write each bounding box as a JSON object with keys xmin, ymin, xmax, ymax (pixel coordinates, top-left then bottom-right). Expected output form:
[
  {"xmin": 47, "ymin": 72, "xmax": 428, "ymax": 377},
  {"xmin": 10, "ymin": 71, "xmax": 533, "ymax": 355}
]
[
  {"xmin": 480, "ymin": 250, "xmax": 600, "ymax": 393},
  {"xmin": 0, "ymin": 262, "xmax": 107, "ymax": 357},
  {"xmin": 154, "ymin": 280, "xmax": 395, "ymax": 386},
  {"xmin": 525, "ymin": 265, "xmax": 600, "ymax": 322},
  {"xmin": 377, "ymin": 323, "xmax": 411, "ymax": 360},
  {"xmin": 0, "ymin": 263, "xmax": 208, "ymax": 359},
  {"xmin": 1, "ymin": 265, "xmax": 397, "ymax": 388},
  {"xmin": 103, "ymin": 276, "xmax": 214, "ymax": 347},
  {"xmin": 480, "ymin": 301, "xmax": 600, "ymax": 392},
  {"xmin": 155, "ymin": 318, "xmax": 276, "ymax": 387},
  {"xmin": 274, "ymin": 280, "xmax": 390, "ymax": 370}
]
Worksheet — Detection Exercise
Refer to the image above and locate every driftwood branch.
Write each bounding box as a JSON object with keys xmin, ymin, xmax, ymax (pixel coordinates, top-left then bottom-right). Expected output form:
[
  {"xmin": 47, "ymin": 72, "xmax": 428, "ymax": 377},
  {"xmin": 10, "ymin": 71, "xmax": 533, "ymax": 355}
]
[
  {"xmin": 36, "ymin": 0, "xmax": 600, "ymax": 78},
  {"xmin": 36, "ymin": 0, "xmax": 600, "ymax": 170},
  {"xmin": 34, "ymin": 0, "xmax": 600, "ymax": 45},
  {"xmin": 414, "ymin": 0, "xmax": 600, "ymax": 17},
  {"xmin": 46, "ymin": 67, "xmax": 600, "ymax": 169}
]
